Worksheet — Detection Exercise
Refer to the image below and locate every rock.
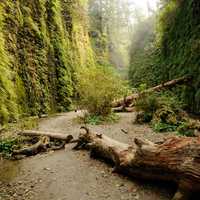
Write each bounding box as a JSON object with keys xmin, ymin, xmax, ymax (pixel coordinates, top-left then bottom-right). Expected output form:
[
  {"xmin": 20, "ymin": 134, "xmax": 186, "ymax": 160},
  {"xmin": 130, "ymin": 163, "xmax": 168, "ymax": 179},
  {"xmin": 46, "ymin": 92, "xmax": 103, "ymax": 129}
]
[
  {"xmin": 116, "ymin": 183, "xmax": 124, "ymax": 188},
  {"xmin": 194, "ymin": 129, "xmax": 200, "ymax": 137},
  {"xmin": 133, "ymin": 194, "xmax": 139, "ymax": 200},
  {"xmin": 43, "ymin": 167, "xmax": 51, "ymax": 171},
  {"xmin": 17, "ymin": 181, "xmax": 23, "ymax": 185},
  {"xmin": 13, "ymin": 193, "xmax": 18, "ymax": 198}
]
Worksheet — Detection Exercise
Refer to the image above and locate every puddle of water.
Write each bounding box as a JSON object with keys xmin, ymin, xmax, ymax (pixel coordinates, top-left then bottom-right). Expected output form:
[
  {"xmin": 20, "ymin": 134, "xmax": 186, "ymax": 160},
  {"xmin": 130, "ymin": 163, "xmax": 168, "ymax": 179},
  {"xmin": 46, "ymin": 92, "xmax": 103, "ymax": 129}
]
[{"xmin": 0, "ymin": 158, "xmax": 21, "ymax": 183}]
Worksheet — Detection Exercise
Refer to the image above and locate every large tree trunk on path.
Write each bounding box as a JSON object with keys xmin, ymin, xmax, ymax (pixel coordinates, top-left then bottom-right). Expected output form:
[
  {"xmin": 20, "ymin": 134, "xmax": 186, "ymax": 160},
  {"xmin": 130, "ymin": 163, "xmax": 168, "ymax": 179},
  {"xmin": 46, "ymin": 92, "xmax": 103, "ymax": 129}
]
[
  {"xmin": 74, "ymin": 126, "xmax": 200, "ymax": 200},
  {"xmin": 112, "ymin": 76, "xmax": 191, "ymax": 108}
]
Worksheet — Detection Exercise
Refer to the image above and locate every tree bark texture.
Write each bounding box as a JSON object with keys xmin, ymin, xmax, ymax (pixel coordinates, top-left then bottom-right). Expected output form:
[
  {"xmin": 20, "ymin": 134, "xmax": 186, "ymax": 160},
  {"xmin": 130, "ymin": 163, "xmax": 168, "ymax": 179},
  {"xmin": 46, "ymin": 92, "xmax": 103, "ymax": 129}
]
[
  {"xmin": 74, "ymin": 126, "xmax": 200, "ymax": 200},
  {"xmin": 112, "ymin": 76, "xmax": 191, "ymax": 108}
]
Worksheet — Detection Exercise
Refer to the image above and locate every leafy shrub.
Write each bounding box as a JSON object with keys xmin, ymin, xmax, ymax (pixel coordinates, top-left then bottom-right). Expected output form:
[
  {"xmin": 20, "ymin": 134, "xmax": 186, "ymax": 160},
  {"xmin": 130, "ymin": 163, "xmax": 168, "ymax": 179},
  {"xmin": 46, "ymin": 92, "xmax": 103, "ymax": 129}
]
[
  {"xmin": 135, "ymin": 93, "xmax": 159, "ymax": 116},
  {"xmin": 135, "ymin": 92, "xmax": 188, "ymax": 133},
  {"xmin": 176, "ymin": 122, "xmax": 195, "ymax": 137},
  {"xmin": 0, "ymin": 138, "xmax": 18, "ymax": 156},
  {"xmin": 76, "ymin": 65, "xmax": 129, "ymax": 116},
  {"xmin": 152, "ymin": 122, "xmax": 177, "ymax": 132},
  {"xmin": 137, "ymin": 83, "xmax": 148, "ymax": 92},
  {"xmin": 135, "ymin": 91, "xmax": 200, "ymax": 136},
  {"xmin": 81, "ymin": 112, "xmax": 120, "ymax": 125},
  {"xmin": 134, "ymin": 111, "xmax": 152, "ymax": 124},
  {"xmin": 177, "ymin": 119, "xmax": 200, "ymax": 137}
]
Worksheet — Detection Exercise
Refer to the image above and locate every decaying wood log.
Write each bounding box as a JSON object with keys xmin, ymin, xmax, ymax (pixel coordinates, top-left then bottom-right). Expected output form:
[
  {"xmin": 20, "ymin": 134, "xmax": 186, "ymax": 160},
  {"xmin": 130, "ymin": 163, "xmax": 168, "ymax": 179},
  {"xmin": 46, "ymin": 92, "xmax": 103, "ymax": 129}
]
[
  {"xmin": 14, "ymin": 131, "xmax": 74, "ymax": 157},
  {"xmin": 112, "ymin": 106, "xmax": 135, "ymax": 113},
  {"xmin": 13, "ymin": 136, "xmax": 50, "ymax": 156},
  {"xmin": 18, "ymin": 130, "xmax": 73, "ymax": 141},
  {"xmin": 74, "ymin": 126, "xmax": 200, "ymax": 200},
  {"xmin": 112, "ymin": 76, "xmax": 191, "ymax": 108}
]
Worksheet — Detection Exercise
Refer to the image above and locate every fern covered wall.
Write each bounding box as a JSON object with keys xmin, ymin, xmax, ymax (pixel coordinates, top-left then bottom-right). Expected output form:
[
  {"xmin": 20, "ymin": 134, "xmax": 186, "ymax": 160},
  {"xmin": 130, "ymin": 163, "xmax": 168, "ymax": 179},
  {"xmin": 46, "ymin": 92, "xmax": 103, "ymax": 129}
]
[
  {"xmin": 129, "ymin": 0, "xmax": 200, "ymax": 113},
  {"xmin": 157, "ymin": 0, "xmax": 200, "ymax": 113},
  {"xmin": 0, "ymin": 0, "xmax": 95, "ymax": 124}
]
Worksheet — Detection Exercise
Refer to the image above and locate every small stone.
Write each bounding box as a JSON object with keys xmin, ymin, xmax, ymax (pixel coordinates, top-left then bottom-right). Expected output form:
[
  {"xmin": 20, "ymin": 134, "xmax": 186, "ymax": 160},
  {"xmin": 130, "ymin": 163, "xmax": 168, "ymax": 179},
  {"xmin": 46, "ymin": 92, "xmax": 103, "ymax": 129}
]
[
  {"xmin": 18, "ymin": 181, "xmax": 23, "ymax": 185},
  {"xmin": 128, "ymin": 186, "xmax": 138, "ymax": 193},
  {"xmin": 134, "ymin": 194, "xmax": 139, "ymax": 200},
  {"xmin": 116, "ymin": 183, "xmax": 124, "ymax": 187},
  {"xmin": 25, "ymin": 189, "xmax": 29, "ymax": 193},
  {"xmin": 43, "ymin": 167, "xmax": 51, "ymax": 171},
  {"xmin": 13, "ymin": 193, "xmax": 18, "ymax": 197}
]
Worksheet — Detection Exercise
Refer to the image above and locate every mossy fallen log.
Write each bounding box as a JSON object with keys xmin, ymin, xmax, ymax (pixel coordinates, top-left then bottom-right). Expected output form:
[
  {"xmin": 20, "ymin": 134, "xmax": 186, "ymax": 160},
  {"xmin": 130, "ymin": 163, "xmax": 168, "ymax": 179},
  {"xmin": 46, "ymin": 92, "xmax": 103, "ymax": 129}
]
[{"xmin": 112, "ymin": 76, "xmax": 192, "ymax": 109}]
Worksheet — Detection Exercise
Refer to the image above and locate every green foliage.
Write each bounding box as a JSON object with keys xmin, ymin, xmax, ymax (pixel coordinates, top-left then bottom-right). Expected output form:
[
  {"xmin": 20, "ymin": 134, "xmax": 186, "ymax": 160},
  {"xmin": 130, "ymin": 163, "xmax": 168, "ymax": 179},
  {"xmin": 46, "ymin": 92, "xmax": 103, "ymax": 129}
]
[
  {"xmin": 0, "ymin": 116, "xmax": 38, "ymax": 157},
  {"xmin": 152, "ymin": 122, "xmax": 177, "ymax": 132},
  {"xmin": 128, "ymin": 15, "xmax": 157, "ymax": 87},
  {"xmin": 176, "ymin": 122, "xmax": 195, "ymax": 137},
  {"xmin": 156, "ymin": 0, "xmax": 200, "ymax": 113},
  {"xmin": 134, "ymin": 111, "xmax": 153, "ymax": 124},
  {"xmin": 135, "ymin": 92, "xmax": 185, "ymax": 132},
  {"xmin": 129, "ymin": 0, "xmax": 200, "ymax": 113},
  {"xmin": 135, "ymin": 91, "xmax": 200, "ymax": 136},
  {"xmin": 0, "ymin": 0, "xmax": 95, "ymax": 124},
  {"xmin": 137, "ymin": 83, "xmax": 148, "ymax": 92},
  {"xmin": 84, "ymin": 114, "xmax": 102, "ymax": 125},
  {"xmin": 0, "ymin": 138, "xmax": 18, "ymax": 156},
  {"xmin": 81, "ymin": 112, "xmax": 120, "ymax": 125},
  {"xmin": 135, "ymin": 93, "xmax": 160, "ymax": 116},
  {"xmin": 0, "ymin": 4, "xmax": 18, "ymax": 124},
  {"xmin": 76, "ymin": 65, "xmax": 128, "ymax": 116}
]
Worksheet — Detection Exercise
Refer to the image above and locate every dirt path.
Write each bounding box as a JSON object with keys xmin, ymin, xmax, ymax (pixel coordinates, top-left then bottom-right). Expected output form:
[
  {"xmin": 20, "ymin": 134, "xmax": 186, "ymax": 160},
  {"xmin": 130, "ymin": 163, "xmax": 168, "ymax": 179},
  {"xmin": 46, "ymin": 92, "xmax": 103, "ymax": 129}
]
[{"xmin": 0, "ymin": 111, "xmax": 175, "ymax": 200}]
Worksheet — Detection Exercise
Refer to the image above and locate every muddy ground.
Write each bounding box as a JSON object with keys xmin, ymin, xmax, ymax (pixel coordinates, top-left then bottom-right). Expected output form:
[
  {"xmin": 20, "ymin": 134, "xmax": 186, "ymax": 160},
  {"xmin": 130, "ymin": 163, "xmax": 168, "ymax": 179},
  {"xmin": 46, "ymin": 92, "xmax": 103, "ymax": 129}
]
[{"xmin": 0, "ymin": 111, "xmax": 176, "ymax": 200}]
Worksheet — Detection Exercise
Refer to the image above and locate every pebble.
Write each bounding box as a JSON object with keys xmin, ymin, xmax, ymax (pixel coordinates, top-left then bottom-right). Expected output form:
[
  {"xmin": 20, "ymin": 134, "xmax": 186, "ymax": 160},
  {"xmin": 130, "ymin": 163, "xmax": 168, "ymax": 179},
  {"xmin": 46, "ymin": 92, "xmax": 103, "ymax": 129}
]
[
  {"xmin": 25, "ymin": 188, "xmax": 29, "ymax": 193},
  {"xmin": 116, "ymin": 183, "xmax": 124, "ymax": 188},
  {"xmin": 18, "ymin": 181, "xmax": 23, "ymax": 185},
  {"xmin": 134, "ymin": 194, "xmax": 139, "ymax": 200},
  {"xmin": 43, "ymin": 167, "xmax": 51, "ymax": 171}
]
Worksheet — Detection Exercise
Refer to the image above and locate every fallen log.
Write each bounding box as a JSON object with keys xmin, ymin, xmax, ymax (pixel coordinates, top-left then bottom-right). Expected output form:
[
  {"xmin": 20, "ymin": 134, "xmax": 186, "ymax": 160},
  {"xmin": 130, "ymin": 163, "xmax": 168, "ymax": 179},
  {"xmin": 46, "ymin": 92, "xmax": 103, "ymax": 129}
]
[
  {"xmin": 74, "ymin": 126, "xmax": 200, "ymax": 200},
  {"xmin": 112, "ymin": 76, "xmax": 191, "ymax": 108},
  {"xmin": 112, "ymin": 106, "xmax": 135, "ymax": 113},
  {"xmin": 13, "ymin": 136, "xmax": 50, "ymax": 156},
  {"xmin": 13, "ymin": 131, "xmax": 74, "ymax": 157},
  {"xmin": 18, "ymin": 130, "xmax": 73, "ymax": 141}
]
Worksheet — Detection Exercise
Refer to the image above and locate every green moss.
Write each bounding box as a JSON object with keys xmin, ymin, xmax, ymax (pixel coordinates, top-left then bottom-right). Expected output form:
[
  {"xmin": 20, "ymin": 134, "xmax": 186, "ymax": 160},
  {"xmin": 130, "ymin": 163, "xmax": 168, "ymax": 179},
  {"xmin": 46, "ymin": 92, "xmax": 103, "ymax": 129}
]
[
  {"xmin": 156, "ymin": 0, "xmax": 200, "ymax": 113},
  {"xmin": 0, "ymin": 0, "xmax": 95, "ymax": 124},
  {"xmin": 0, "ymin": 4, "xmax": 18, "ymax": 124},
  {"xmin": 129, "ymin": 0, "xmax": 200, "ymax": 113}
]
